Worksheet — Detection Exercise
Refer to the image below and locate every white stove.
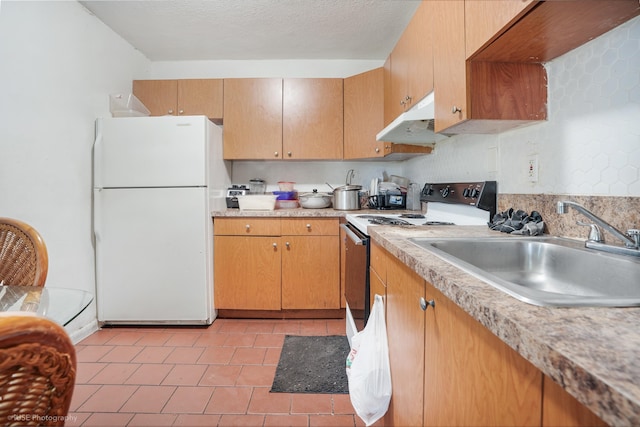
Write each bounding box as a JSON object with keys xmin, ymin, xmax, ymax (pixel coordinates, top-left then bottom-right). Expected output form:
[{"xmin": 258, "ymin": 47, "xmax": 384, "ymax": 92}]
[
  {"xmin": 346, "ymin": 181, "xmax": 497, "ymax": 236},
  {"xmin": 346, "ymin": 202, "xmax": 491, "ymax": 236}
]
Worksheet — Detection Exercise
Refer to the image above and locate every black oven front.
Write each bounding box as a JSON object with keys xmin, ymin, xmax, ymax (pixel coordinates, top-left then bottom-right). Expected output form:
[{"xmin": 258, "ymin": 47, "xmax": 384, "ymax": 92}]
[{"xmin": 340, "ymin": 222, "xmax": 370, "ymax": 331}]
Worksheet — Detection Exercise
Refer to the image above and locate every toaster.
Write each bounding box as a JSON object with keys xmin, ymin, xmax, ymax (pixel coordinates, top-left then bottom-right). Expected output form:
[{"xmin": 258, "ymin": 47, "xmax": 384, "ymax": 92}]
[{"xmin": 225, "ymin": 185, "xmax": 249, "ymax": 208}]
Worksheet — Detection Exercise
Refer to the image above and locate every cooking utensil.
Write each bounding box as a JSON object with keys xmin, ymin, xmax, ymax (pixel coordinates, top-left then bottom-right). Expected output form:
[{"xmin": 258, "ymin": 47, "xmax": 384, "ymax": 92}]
[
  {"xmin": 299, "ymin": 189, "xmax": 332, "ymax": 209},
  {"xmin": 333, "ymin": 185, "xmax": 362, "ymax": 210}
]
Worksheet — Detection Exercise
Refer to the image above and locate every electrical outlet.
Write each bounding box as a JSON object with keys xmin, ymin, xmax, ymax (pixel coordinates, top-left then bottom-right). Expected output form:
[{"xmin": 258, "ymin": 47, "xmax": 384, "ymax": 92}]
[{"xmin": 527, "ymin": 155, "xmax": 539, "ymax": 182}]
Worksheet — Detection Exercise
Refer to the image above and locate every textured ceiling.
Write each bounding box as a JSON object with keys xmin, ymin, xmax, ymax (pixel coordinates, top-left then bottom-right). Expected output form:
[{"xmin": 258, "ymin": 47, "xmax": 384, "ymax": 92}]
[{"xmin": 79, "ymin": 0, "xmax": 421, "ymax": 61}]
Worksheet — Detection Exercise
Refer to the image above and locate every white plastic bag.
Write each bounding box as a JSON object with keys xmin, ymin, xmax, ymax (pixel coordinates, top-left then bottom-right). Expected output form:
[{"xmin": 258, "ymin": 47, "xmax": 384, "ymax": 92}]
[{"xmin": 346, "ymin": 294, "xmax": 392, "ymax": 426}]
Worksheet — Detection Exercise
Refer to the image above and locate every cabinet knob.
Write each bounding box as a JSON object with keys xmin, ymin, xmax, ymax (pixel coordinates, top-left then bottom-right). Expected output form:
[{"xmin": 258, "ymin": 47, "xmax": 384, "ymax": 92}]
[
  {"xmin": 285, "ymin": 241, "xmax": 290, "ymax": 248},
  {"xmin": 178, "ymin": 109, "xmax": 184, "ymax": 115},
  {"xmin": 246, "ymin": 224, "xmax": 250, "ymax": 230},
  {"xmin": 452, "ymin": 106, "xmax": 462, "ymax": 114},
  {"xmin": 375, "ymin": 147, "xmax": 380, "ymax": 153},
  {"xmin": 274, "ymin": 151, "xmax": 279, "ymax": 157},
  {"xmin": 420, "ymin": 297, "xmax": 435, "ymax": 311},
  {"xmin": 272, "ymin": 242, "xmax": 277, "ymax": 248},
  {"xmin": 168, "ymin": 109, "xmax": 174, "ymax": 114},
  {"xmin": 287, "ymin": 151, "xmax": 292, "ymax": 157},
  {"xmin": 306, "ymin": 223, "xmax": 311, "ymax": 229}
]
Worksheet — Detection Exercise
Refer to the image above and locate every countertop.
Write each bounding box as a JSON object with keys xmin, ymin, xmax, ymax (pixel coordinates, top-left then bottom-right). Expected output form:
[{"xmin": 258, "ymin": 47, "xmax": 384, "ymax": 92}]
[
  {"xmin": 211, "ymin": 209, "xmax": 640, "ymax": 424},
  {"xmin": 370, "ymin": 225, "xmax": 640, "ymax": 426},
  {"xmin": 211, "ymin": 207, "xmax": 419, "ymax": 218},
  {"xmin": 212, "ymin": 207, "xmax": 348, "ymax": 218}
]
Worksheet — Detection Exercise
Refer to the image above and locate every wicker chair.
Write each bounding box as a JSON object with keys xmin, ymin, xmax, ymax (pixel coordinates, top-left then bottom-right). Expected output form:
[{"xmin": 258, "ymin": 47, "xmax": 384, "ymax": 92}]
[
  {"xmin": 0, "ymin": 218, "xmax": 48, "ymax": 286},
  {"xmin": 0, "ymin": 313, "xmax": 76, "ymax": 426}
]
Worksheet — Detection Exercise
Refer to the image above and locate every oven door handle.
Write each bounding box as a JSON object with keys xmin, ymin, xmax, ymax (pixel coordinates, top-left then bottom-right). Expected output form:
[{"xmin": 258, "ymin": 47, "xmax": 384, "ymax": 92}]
[{"xmin": 341, "ymin": 223, "xmax": 367, "ymax": 246}]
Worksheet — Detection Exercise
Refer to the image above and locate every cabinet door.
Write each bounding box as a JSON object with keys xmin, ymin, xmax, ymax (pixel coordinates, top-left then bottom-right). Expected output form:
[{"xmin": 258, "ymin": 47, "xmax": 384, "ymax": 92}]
[
  {"xmin": 133, "ymin": 80, "xmax": 178, "ymax": 116},
  {"xmin": 465, "ymin": 0, "xmax": 536, "ymax": 58},
  {"xmin": 432, "ymin": 0, "xmax": 467, "ymax": 132},
  {"xmin": 423, "ymin": 281, "xmax": 542, "ymax": 426},
  {"xmin": 405, "ymin": 0, "xmax": 433, "ymax": 105},
  {"xmin": 386, "ymin": 1, "xmax": 433, "ymax": 122},
  {"xmin": 213, "ymin": 236, "xmax": 281, "ymax": 310},
  {"xmin": 542, "ymin": 375, "xmax": 606, "ymax": 427},
  {"xmin": 223, "ymin": 78, "xmax": 283, "ymax": 159},
  {"xmin": 384, "ymin": 254, "xmax": 425, "ymax": 427},
  {"xmin": 283, "ymin": 78, "xmax": 343, "ymax": 160},
  {"xmin": 281, "ymin": 236, "xmax": 340, "ymax": 309},
  {"xmin": 369, "ymin": 267, "xmax": 386, "ymax": 314},
  {"xmin": 178, "ymin": 79, "xmax": 223, "ymax": 119},
  {"xmin": 344, "ymin": 68, "xmax": 386, "ymax": 159},
  {"xmin": 388, "ymin": 28, "xmax": 411, "ymax": 120}
]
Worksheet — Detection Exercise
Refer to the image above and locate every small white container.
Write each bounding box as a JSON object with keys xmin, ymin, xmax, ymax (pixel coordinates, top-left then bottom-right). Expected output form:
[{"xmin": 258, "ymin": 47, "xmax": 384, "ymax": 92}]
[
  {"xmin": 109, "ymin": 93, "xmax": 151, "ymax": 117},
  {"xmin": 237, "ymin": 195, "xmax": 277, "ymax": 211}
]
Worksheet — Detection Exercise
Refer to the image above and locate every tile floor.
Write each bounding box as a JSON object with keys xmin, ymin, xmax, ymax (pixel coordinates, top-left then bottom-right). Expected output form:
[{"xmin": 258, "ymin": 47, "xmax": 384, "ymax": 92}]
[{"xmin": 69, "ymin": 318, "xmax": 362, "ymax": 427}]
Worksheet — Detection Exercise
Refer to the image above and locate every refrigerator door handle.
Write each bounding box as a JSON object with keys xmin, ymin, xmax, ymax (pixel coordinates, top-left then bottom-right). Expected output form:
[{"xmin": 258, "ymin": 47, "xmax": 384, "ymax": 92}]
[
  {"xmin": 93, "ymin": 119, "xmax": 103, "ymax": 189},
  {"xmin": 93, "ymin": 188, "xmax": 102, "ymax": 243}
]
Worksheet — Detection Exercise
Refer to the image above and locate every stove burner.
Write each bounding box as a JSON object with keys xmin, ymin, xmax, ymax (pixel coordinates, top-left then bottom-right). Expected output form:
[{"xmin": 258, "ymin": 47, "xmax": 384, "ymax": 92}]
[
  {"xmin": 358, "ymin": 216, "xmax": 415, "ymax": 226},
  {"xmin": 399, "ymin": 213, "xmax": 425, "ymax": 219}
]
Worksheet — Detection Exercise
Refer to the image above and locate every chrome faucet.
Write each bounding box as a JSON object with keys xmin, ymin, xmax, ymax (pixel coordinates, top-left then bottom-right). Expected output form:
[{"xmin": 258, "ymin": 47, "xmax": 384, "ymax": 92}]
[{"xmin": 557, "ymin": 200, "xmax": 640, "ymax": 257}]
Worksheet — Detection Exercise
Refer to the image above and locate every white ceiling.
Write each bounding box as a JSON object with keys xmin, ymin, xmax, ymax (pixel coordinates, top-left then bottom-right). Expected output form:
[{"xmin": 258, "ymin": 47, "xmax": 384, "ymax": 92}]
[{"xmin": 79, "ymin": 0, "xmax": 421, "ymax": 61}]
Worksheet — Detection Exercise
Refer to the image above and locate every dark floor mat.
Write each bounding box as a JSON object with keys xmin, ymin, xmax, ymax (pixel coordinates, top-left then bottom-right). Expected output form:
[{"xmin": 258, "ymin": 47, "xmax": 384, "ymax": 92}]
[{"xmin": 270, "ymin": 335, "xmax": 350, "ymax": 394}]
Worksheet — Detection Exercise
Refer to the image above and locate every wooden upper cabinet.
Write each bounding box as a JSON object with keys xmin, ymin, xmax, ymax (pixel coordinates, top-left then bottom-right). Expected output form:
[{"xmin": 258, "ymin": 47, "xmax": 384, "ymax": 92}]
[
  {"xmin": 344, "ymin": 68, "xmax": 434, "ymax": 160},
  {"xmin": 432, "ymin": 0, "xmax": 547, "ymax": 134},
  {"xmin": 386, "ymin": 1, "xmax": 433, "ymax": 124},
  {"xmin": 223, "ymin": 78, "xmax": 283, "ymax": 160},
  {"xmin": 282, "ymin": 78, "xmax": 343, "ymax": 160},
  {"xmin": 133, "ymin": 80, "xmax": 178, "ymax": 116},
  {"xmin": 406, "ymin": 1, "xmax": 433, "ymax": 107},
  {"xmin": 465, "ymin": 0, "xmax": 537, "ymax": 59},
  {"xmin": 432, "ymin": 0, "xmax": 467, "ymax": 133},
  {"xmin": 473, "ymin": 0, "xmax": 640, "ymax": 63},
  {"xmin": 133, "ymin": 79, "xmax": 223, "ymax": 119},
  {"xmin": 177, "ymin": 79, "xmax": 223, "ymax": 118},
  {"xmin": 344, "ymin": 68, "xmax": 386, "ymax": 159}
]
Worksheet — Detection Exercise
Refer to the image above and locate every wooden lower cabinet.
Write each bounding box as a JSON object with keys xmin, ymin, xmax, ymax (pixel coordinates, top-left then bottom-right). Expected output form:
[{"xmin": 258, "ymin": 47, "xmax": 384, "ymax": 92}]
[
  {"xmin": 282, "ymin": 235, "xmax": 340, "ymax": 309},
  {"xmin": 213, "ymin": 235, "xmax": 281, "ymax": 310},
  {"xmin": 423, "ymin": 280, "xmax": 542, "ymax": 426},
  {"xmin": 214, "ymin": 217, "xmax": 339, "ymax": 312},
  {"xmin": 542, "ymin": 375, "xmax": 606, "ymax": 427},
  {"xmin": 384, "ymin": 251, "xmax": 426, "ymax": 426},
  {"xmin": 369, "ymin": 267, "xmax": 386, "ymax": 313},
  {"xmin": 377, "ymin": 242, "xmax": 542, "ymax": 426}
]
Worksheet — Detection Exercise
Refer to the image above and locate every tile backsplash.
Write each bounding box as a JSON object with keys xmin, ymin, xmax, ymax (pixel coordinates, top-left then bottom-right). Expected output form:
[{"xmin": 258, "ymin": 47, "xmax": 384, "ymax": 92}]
[
  {"xmin": 498, "ymin": 194, "xmax": 640, "ymax": 241},
  {"xmin": 405, "ymin": 15, "xmax": 640, "ymax": 198}
]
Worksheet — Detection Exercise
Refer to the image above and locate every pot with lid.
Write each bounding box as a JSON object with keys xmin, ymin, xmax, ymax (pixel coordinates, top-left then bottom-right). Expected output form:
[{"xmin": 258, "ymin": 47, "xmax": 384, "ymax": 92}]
[
  {"xmin": 299, "ymin": 189, "xmax": 332, "ymax": 209},
  {"xmin": 333, "ymin": 185, "xmax": 362, "ymax": 211}
]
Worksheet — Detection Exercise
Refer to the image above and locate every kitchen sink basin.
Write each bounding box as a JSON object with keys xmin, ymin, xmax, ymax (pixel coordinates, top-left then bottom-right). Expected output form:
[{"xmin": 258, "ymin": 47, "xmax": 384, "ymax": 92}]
[{"xmin": 408, "ymin": 236, "xmax": 640, "ymax": 307}]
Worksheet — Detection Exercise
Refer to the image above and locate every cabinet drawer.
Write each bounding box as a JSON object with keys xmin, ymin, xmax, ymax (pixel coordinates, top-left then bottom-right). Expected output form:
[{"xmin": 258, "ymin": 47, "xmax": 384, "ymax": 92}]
[
  {"xmin": 281, "ymin": 218, "xmax": 339, "ymax": 236},
  {"xmin": 214, "ymin": 218, "xmax": 281, "ymax": 236},
  {"xmin": 370, "ymin": 241, "xmax": 388, "ymax": 282}
]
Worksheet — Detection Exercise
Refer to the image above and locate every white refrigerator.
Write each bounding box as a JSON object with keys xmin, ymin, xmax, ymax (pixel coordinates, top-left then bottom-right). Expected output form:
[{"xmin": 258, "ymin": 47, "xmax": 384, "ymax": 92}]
[{"xmin": 93, "ymin": 116, "xmax": 231, "ymax": 325}]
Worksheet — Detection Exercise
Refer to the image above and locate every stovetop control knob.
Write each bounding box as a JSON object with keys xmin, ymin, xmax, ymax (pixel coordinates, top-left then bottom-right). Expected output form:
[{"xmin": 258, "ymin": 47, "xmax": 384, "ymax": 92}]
[
  {"xmin": 440, "ymin": 187, "xmax": 451, "ymax": 198},
  {"xmin": 463, "ymin": 188, "xmax": 471, "ymax": 198}
]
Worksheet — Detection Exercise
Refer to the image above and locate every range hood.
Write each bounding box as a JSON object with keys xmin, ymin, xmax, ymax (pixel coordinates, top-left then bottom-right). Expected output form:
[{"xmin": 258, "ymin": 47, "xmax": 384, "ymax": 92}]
[{"xmin": 376, "ymin": 92, "xmax": 448, "ymax": 144}]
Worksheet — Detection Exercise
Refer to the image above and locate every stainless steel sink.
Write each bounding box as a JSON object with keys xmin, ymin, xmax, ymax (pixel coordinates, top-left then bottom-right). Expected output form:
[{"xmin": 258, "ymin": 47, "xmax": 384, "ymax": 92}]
[{"xmin": 408, "ymin": 236, "xmax": 640, "ymax": 307}]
